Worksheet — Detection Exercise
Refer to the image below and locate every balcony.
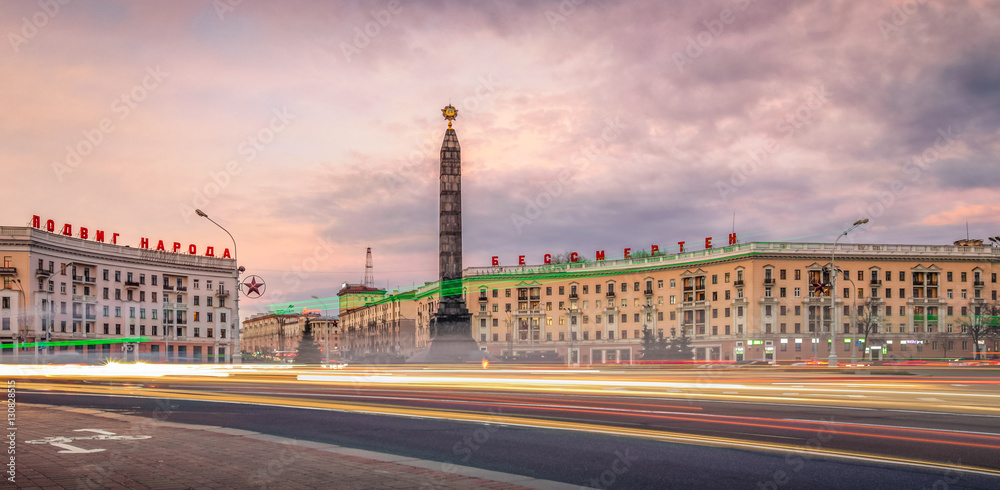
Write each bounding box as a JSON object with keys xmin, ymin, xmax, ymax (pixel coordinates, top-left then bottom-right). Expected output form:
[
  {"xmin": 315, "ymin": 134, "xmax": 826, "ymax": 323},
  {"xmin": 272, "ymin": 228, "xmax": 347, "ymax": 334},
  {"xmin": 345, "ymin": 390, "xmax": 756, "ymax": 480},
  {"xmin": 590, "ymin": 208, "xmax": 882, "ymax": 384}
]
[
  {"xmin": 569, "ymin": 292, "xmax": 579, "ymax": 300},
  {"xmin": 217, "ymin": 287, "xmax": 230, "ymax": 297},
  {"xmin": 0, "ymin": 267, "xmax": 16, "ymax": 276},
  {"xmin": 35, "ymin": 268, "xmax": 51, "ymax": 277},
  {"xmin": 870, "ymin": 280, "xmax": 882, "ymax": 286},
  {"xmin": 72, "ymin": 275, "xmax": 96, "ymax": 284},
  {"xmin": 124, "ymin": 280, "xmax": 140, "ymax": 289},
  {"xmin": 163, "ymin": 302, "xmax": 188, "ymax": 311},
  {"xmin": 974, "ymin": 280, "xmax": 985, "ymax": 287},
  {"xmin": 530, "ymin": 295, "xmax": 540, "ymax": 301},
  {"xmin": 176, "ymin": 318, "xmax": 188, "ymax": 325},
  {"xmin": 763, "ymin": 279, "xmax": 776, "ymax": 286},
  {"xmin": 643, "ymin": 289, "xmax": 653, "ymax": 296},
  {"xmin": 478, "ymin": 294, "xmax": 488, "ymax": 302},
  {"xmin": 163, "ymin": 284, "xmax": 174, "ymax": 291},
  {"xmin": 71, "ymin": 295, "xmax": 97, "ymax": 303},
  {"xmin": 734, "ymin": 280, "xmax": 744, "ymax": 287},
  {"xmin": 605, "ymin": 291, "xmax": 616, "ymax": 297},
  {"xmin": 86, "ymin": 314, "xmax": 97, "ymax": 320},
  {"xmin": 72, "ymin": 312, "xmax": 83, "ymax": 319},
  {"xmin": 176, "ymin": 286, "xmax": 188, "ymax": 292}
]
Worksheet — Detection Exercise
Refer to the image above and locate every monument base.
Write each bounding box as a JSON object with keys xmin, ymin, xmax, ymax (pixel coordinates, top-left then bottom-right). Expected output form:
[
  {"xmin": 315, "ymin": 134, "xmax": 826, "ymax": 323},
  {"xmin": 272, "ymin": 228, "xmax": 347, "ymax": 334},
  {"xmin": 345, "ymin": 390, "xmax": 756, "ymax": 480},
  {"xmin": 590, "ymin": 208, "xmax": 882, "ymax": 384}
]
[{"xmin": 406, "ymin": 334, "xmax": 493, "ymax": 363}]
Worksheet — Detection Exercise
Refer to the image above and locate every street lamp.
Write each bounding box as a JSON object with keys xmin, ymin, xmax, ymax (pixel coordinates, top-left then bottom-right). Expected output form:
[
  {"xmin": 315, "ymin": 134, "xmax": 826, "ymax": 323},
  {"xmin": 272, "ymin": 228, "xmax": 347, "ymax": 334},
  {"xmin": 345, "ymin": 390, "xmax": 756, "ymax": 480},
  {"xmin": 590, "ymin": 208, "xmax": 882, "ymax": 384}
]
[
  {"xmin": 195, "ymin": 209, "xmax": 241, "ymax": 364},
  {"xmin": 312, "ymin": 295, "xmax": 332, "ymax": 363},
  {"xmin": 829, "ymin": 219, "xmax": 869, "ymax": 367}
]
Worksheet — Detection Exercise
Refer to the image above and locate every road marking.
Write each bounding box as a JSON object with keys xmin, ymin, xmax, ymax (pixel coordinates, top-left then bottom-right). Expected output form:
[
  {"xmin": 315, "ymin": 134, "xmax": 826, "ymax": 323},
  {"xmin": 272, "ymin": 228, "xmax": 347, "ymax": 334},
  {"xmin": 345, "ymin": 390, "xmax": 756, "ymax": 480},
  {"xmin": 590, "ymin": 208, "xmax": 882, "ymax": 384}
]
[{"xmin": 26, "ymin": 429, "xmax": 152, "ymax": 454}]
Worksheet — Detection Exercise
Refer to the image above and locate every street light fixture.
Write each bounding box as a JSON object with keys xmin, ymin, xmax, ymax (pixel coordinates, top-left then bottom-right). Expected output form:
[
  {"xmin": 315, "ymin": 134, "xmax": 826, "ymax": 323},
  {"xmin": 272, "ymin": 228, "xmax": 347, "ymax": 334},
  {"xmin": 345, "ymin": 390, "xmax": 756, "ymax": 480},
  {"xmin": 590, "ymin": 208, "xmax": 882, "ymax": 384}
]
[
  {"xmin": 829, "ymin": 218, "xmax": 869, "ymax": 367},
  {"xmin": 195, "ymin": 209, "xmax": 241, "ymax": 364}
]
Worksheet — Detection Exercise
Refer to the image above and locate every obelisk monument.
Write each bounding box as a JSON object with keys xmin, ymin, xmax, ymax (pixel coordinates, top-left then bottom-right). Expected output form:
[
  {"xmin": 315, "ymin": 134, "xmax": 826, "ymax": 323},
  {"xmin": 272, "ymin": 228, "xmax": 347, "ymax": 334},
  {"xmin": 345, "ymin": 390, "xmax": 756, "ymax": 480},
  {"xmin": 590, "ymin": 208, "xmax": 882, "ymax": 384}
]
[{"xmin": 409, "ymin": 105, "xmax": 483, "ymax": 362}]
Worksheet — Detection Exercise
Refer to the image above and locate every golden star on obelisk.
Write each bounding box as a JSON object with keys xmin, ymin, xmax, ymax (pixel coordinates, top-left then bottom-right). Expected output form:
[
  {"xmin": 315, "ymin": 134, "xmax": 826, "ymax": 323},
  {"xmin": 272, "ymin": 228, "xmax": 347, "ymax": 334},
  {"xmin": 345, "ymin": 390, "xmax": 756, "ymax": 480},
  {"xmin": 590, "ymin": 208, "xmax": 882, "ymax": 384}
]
[{"xmin": 441, "ymin": 104, "xmax": 458, "ymax": 128}]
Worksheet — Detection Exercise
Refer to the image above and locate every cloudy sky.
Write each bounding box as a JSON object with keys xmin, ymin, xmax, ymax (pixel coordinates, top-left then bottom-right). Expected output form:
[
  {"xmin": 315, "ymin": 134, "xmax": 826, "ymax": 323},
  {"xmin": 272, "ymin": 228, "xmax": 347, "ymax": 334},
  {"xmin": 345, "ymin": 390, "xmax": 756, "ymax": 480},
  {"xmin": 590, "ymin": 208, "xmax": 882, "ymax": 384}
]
[{"xmin": 4, "ymin": 0, "xmax": 999, "ymax": 315}]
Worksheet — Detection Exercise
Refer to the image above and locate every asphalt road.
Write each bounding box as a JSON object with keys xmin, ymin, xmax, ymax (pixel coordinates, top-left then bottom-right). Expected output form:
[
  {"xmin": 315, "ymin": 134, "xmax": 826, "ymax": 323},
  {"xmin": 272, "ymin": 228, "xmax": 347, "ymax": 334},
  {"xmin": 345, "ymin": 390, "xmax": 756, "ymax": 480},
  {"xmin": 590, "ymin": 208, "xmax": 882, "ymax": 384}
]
[{"xmin": 13, "ymin": 365, "xmax": 1000, "ymax": 489}]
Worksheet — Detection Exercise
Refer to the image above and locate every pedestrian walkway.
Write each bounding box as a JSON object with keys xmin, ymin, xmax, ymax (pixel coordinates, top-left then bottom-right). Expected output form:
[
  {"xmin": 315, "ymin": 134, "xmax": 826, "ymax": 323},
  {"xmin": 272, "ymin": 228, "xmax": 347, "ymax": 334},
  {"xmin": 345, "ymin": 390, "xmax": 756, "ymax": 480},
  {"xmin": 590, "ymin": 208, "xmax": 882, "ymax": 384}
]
[{"xmin": 13, "ymin": 403, "xmax": 579, "ymax": 489}]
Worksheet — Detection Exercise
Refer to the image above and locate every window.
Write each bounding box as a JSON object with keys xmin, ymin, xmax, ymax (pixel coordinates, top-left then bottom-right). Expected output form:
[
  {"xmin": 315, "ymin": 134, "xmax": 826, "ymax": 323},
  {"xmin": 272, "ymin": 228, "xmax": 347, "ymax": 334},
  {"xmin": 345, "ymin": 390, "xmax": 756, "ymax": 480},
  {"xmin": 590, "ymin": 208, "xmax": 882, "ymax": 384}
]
[
  {"xmin": 634, "ymin": 282, "xmax": 640, "ymax": 291},
  {"xmin": 657, "ymin": 280, "xmax": 663, "ymax": 289},
  {"xmin": 794, "ymin": 270, "xmax": 801, "ymax": 280},
  {"xmin": 559, "ymin": 286, "xmax": 565, "ymax": 295},
  {"xmin": 103, "ymin": 269, "xmax": 109, "ymax": 281},
  {"xmin": 194, "ymin": 327, "xmax": 200, "ymax": 337},
  {"xmin": 899, "ymin": 271, "xmax": 905, "ymax": 281},
  {"xmin": 194, "ymin": 296, "xmax": 200, "ymax": 306},
  {"xmin": 546, "ymin": 287, "xmax": 552, "ymax": 295},
  {"xmin": 596, "ymin": 284, "xmax": 602, "ymax": 294},
  {"xmin": 779, "ymin": 288, "xmax": 786, "ymax": 298},
  {"xmin": 794, "ymin": 287, "xmax": 800, "ymax": 298},
  {"xmin": 194, "ymin": 279, "xmax": 200, "ymax": 289},
  {"xmin": 779, "ymin": 269, "xmax": 786, "ymax": 280},
  {"xmin": 621, "ymin": 283, "xmax": 627, "ymax": 293},
  {"xmin": 961, "ymin": 272, "xmax": 967, "ymax": 282}
]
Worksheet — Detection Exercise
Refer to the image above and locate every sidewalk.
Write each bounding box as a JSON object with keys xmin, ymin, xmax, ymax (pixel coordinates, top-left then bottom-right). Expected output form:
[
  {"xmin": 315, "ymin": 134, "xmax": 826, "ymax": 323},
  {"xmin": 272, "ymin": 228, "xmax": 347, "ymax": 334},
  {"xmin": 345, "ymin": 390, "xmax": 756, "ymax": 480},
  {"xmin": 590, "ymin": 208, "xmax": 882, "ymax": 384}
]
[{"xmin": 12, "ymin": 403, "xmax": 578, "ymax": 489}]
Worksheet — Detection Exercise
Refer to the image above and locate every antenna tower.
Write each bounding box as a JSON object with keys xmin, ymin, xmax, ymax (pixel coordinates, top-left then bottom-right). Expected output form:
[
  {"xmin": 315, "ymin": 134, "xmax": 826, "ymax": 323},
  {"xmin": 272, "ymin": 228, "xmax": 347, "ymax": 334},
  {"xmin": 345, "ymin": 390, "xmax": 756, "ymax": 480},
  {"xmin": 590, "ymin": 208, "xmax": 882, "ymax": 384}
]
[{"xmin": 364, "ymin": 247, "xmax": 375, "ymax": 288}]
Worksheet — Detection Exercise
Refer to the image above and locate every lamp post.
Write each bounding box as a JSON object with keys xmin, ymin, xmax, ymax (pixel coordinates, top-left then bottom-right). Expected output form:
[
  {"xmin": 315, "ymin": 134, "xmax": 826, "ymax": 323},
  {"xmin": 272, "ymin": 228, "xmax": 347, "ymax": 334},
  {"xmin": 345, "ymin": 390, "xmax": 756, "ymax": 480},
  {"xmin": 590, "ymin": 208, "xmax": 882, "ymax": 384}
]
[
  {"xmin": 829, "ymin": 219, "xmax": 869, "ymax": 367},
  {"xmin": 195, "ymin": 209, "xmax": 241, "ymax": 363}
]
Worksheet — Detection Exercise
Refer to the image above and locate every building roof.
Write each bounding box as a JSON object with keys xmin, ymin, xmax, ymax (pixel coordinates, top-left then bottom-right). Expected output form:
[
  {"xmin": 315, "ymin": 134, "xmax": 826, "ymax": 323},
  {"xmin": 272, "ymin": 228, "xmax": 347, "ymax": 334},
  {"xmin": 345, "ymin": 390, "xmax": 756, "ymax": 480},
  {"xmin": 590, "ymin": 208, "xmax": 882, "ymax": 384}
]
[{"xmin": 337, "ymin": 283, "xmax": 386, "ymax": 296}]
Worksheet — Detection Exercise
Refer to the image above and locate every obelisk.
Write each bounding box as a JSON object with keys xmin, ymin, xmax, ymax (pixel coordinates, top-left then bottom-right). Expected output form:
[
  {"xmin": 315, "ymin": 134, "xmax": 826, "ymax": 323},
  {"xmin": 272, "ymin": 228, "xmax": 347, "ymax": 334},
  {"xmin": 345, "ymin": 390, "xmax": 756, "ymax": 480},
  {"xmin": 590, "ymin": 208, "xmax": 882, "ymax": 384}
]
[{"xmin": 410, "ymin": 105, "xmax": 482, "ymax": 362}]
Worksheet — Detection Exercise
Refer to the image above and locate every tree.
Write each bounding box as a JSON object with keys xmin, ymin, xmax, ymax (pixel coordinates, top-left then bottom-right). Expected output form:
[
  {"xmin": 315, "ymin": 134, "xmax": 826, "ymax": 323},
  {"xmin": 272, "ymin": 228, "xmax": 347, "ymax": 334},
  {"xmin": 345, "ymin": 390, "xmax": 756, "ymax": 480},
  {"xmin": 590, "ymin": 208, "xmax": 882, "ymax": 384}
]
[
  {"xmin": 855, "ymin": 297, "xmax": 884, "ymax": 360},
  {"xmin": 956, "ymin": 301, "xmax": 1000, "ymax": 360},
  {"xmin": 666, "ymin": 328, "xmax": 694, "ymax": 360},
  {"xmin": 640, "ymin": 327, "xmax": 669, "ymax": 360},
  {"xmin": 295, "ymin": 320, "xmax": 324, "ymax": 364},
  {"xmin": 550, "ymin": 252, "xmax": 590, "ymax": 264}
]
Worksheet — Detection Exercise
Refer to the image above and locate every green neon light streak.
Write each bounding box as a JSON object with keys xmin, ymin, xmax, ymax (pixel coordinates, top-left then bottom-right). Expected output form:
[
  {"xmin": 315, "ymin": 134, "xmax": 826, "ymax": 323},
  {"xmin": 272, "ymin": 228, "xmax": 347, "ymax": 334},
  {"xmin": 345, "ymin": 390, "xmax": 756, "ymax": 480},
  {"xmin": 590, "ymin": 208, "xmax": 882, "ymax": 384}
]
[{"xmin": 1, "ymin": 337, "xmax": 150, "ymax": 350}]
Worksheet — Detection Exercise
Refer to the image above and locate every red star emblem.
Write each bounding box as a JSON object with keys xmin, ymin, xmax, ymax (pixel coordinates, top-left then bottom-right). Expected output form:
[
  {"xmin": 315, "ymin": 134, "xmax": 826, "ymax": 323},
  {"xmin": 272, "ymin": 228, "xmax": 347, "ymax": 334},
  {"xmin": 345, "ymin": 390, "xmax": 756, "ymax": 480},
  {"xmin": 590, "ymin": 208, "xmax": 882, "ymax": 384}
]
[{"xmin": 242, "ymin": 275, "xmax": 266, "ymax": 298}]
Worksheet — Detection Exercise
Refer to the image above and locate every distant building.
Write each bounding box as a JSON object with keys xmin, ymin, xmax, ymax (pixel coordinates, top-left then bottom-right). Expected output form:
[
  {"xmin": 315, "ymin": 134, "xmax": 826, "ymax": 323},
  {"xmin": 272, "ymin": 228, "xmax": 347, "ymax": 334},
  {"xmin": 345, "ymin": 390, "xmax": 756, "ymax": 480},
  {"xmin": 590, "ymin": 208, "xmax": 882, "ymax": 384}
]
[
  {"xmin": 340, "ymin": 241, "xmax": 1000, "ymax": 363},
  {"xmin": 337, "ymin": 284, "xmax": 415, "ymax": 360},
  {"xmin": 0, "ymin": 225, "xmax": 237, "ymax": 362},
  {"xmin": 241, "ymin": 312, "xmax": 340, "ymax": 362}
]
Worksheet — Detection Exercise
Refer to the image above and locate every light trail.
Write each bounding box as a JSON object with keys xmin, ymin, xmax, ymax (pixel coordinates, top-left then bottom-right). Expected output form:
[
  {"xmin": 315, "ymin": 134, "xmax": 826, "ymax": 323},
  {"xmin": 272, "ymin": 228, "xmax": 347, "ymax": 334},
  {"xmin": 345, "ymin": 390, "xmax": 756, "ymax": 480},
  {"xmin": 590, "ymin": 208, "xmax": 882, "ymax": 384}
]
[{"xmin": 20, "ymin": 381, "xmax": 1000, "ymax": 479}]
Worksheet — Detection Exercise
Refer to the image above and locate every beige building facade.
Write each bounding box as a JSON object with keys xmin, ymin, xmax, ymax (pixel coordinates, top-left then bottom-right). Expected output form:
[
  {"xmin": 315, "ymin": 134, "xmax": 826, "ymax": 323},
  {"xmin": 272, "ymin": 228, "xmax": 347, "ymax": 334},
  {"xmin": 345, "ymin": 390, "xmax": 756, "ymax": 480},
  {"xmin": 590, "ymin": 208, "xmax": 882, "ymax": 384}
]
[
  {"xmin": 341, "ymin": 241, "xmax": 1000, "ymax": 364},
  {"xmin": 0, "ymin": 226, "xmax": 238, "ymax": 363}
]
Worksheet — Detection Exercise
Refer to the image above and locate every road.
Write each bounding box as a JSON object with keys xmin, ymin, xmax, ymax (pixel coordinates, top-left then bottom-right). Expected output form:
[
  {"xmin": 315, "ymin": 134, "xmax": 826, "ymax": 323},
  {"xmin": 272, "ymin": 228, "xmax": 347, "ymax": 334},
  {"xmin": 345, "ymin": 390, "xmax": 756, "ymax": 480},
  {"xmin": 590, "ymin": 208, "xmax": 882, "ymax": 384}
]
[{"xmin": 10, "ymin": 363, "xmax": 1000, "ymax": 488}]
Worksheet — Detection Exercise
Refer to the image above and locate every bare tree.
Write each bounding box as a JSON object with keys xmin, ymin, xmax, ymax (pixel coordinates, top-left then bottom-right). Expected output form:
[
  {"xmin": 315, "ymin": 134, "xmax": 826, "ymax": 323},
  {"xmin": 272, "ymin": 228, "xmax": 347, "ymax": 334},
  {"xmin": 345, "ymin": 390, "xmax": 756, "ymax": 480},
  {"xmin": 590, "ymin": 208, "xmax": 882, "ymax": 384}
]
[
  {"xmin": 855, "ymin": 296, "xmax": 884, "ymax": 360},
  {"xmin": 956, "ymin": 301, "xmax": 1000, "ymax": 360}
]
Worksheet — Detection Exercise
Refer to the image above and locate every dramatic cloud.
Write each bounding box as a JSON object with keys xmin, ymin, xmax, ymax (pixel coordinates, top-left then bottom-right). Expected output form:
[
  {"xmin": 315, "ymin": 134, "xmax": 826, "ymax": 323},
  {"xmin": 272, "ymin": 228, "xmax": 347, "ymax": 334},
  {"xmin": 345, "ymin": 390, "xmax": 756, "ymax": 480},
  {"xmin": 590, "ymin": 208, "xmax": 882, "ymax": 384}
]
[{"xmin": 3, "ymin": 0, "xmax": 998, "ymax": 316}]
